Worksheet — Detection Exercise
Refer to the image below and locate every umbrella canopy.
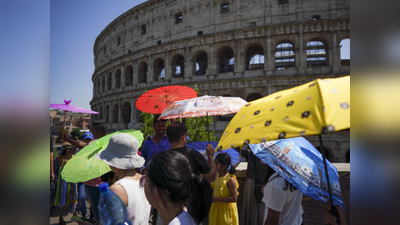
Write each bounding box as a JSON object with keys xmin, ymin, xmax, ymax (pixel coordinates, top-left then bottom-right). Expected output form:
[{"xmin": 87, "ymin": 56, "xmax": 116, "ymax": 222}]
[
  {"xmin": 249, "ymin": 137, "xmax": 343, "ymax": 209},
  {"xmin": 61, "ymin": 129, "xmax": 144, "ymax": 183},
  {"xmin": 158, "ymin": 95, "xmax": 248, "ymax": 119},
  {"xmin": 135, "ymin": 85, "xmax": 198, "ymax": 114},
  {"xmin": 217, "ymin": 76, "xmax": 350, "ymax": 151},
  {"xmin": 50, "ymin": 99, "xmax": 99, "ymax": 114},
  {"xmin": 187, "ymin": 141, "xmax": 241, "ymax": 166}
]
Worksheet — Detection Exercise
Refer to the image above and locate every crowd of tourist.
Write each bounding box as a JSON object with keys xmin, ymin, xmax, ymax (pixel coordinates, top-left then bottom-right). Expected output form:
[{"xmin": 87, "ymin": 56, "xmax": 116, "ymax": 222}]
[{"xmin": 51, "ymin": 117, "xmax": 346, "ymax": 225}]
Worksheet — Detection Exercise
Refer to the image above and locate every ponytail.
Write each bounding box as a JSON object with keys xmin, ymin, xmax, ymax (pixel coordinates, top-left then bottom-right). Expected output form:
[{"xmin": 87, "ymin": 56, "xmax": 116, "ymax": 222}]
[
  {"xmin": 228, "ymin": 163, "xmax": 236, "ymax": 175},
  {"xmin": 187, "ymin": 174, "xmax": 213, "ymax": 224}
]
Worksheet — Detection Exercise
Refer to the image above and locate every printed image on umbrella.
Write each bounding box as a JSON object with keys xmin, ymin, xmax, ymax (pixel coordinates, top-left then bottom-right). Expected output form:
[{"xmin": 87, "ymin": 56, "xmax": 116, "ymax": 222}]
[
  {"xmin": 61, "ymin": 129, "xmax": 144, "ymax": 183},
  {"xmin": 159, "ymin": 95, "xmax": 248, "ymax": 142},
  {"xmin": 135, "ymin": 85, "xmax": 198, "ymax": 114},
  {"xmin": 187, "ymin": 141, "xmax": 241, "ymax": 166},
  {"xmin": 249, "ymin": 137, "xmax": 343, "ymax": 209}
]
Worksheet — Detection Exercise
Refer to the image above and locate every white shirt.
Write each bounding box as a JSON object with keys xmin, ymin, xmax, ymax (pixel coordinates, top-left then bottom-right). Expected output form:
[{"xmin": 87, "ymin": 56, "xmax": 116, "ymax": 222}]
[
  {"xmin": 168, "ymin": 210, "xmax": 195, "ymax": 225},
  {"xmin": 115, "ymin": 178, "xmax": 151, "ymax": 225},
  {"xmin": 262, "ymin": 173, "xmax": 303, "ymax": 225}
]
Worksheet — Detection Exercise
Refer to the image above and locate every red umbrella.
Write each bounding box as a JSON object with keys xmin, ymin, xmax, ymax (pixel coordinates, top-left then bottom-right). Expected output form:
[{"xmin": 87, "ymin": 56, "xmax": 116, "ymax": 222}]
[{"xmin": 135, "ymin": 85, "xmax": 197, "ymax": 114}]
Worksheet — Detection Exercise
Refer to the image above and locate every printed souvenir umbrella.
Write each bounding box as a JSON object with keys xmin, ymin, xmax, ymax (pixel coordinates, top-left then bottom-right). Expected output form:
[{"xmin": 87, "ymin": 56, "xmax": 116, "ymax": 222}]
[
  {"xmin": 249, "ymin": 137, "xmax": 343, "ymax": 209},
  {"xmin": 135, "ymin": 85, "xmax": 198, "ymax": 114},
  {"xmin": 217, "ymin": 75, "xmax": 349, "ymax": 215},
  {"xmin": 50, "ymin": 99, "xmax": 99, "ymax": 140},
  {"xmin": 187, "ymin": 141, "xmax": 241, "ymax": 166},
  {"xmin": 61, "ymin": 129, "xmax": 144, "ymax": 183},
  {"xmin": 159, "ymin": 95, "xmax": 248, "ymax": 142}
]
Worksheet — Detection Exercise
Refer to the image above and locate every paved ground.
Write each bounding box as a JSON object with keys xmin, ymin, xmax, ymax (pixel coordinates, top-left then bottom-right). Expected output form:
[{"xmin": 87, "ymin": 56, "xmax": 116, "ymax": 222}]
[{"xmin": 50, "ymin": 202, "xmax": 90, "ymax": 225}]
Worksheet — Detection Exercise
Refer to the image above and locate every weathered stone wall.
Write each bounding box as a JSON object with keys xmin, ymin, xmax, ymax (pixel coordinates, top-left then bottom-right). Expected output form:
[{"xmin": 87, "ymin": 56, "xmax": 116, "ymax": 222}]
[{"xmin": 90, "ymin": 0, "xmax": 350, "ymax": 162}]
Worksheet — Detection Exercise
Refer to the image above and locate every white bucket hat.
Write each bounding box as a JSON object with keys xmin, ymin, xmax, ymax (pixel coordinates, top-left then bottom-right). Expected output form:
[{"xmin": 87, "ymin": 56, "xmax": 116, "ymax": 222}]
[{"xmin": 95, "ymin": 133, "xmax": 145, "ymax": 169}]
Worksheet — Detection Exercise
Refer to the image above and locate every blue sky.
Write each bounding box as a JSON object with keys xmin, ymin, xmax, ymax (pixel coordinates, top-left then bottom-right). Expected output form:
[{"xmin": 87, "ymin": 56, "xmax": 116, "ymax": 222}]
[{"xmin": 1, "ymin": 0, "xmax": 349, "ymax": 111}]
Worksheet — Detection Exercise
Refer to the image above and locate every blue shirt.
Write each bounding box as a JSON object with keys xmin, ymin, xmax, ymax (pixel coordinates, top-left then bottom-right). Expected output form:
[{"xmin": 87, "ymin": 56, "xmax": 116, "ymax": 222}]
[{"xmin": 141, "ymin": 135, "xmax": 170, "ymax": 166}]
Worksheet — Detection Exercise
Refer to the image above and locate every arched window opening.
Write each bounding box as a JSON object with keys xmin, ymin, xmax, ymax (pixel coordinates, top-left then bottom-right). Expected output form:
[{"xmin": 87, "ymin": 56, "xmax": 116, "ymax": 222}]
[
  {"xmin": 246, "ymin": 93, "xmax": 263, "ymax": 102},
  {"xmin": 104, "ymin": 105, "xmax": 109, "ymax": 123},
  {"xmin": 173, "ymin": 55, "xmax": 185, "ymax": 77},
  {"xmin": 138, "ymin": 62, "xmax": 148, "ymax": 83},
  {"xmin": 125, "ymin": 66, "xmax": 133, "ymax": 86},
  {"xmin": 97, "ymin": 79, "xmax": 101, "ymax": 95},
  {"xmin": 306, "ymin": 40, "xmax": 328, "ymax": 67},
  {"xmin": 102, "ymin": 76, "xmax": 105, "ymax": 93},
  {"xmin": 316, "ymin": 146, "xmax": 332, "ymax": 162},
  {"xmin": 153, "ymin": 59, "xmax": 165, "ymax": 81},
  {"xmin": 345, "ymin": 149, "xmax": 350, "ymax": 163},
  {"xmin": 195, "ymin": 52, "xmax": 208, "ymax": 75},
  {"xmin": 107, "ymin": 73, "xmax": 112, "ymax": 91},
  {"xmin": 122, "ymin": 102, "xmax": 131, "ymax": 125},
  {"xmin": 112, "ymin": 104, "xmax": 119, "ymax": 123},
  {"xmin": 219, "ymin": 47, "xmax": 234, "ymax": 73},
  {"xmin": 246, "ymin": 46, "xmax": 264, "ymax": 70},
  {"xmin": 115, "ymin": 70, "xmax": 121, "ymax": 88},
  {"xmin": 340, "ymin": 38, "xmax": 350, "ymax": 66},
  {"xmin": 275, "ymin": 42, "xmax": 295, "ymax": 70}
]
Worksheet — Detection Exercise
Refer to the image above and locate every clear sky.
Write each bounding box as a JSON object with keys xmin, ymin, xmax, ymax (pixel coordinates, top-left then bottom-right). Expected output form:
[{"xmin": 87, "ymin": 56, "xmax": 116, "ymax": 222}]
[
  {"xmin": 49, "ymin": 0, "xmax": 349, "ymax": 110},
  {"xmin": 50, "ymin": 0, "xmax": 147, "ymax": 110}
]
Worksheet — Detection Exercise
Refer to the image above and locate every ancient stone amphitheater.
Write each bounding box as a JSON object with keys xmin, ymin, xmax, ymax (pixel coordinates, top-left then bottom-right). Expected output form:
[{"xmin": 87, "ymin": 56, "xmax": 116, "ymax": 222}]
[{"xmin": 90, "ymin": 0, "xmax": 350, "ymax": 162}]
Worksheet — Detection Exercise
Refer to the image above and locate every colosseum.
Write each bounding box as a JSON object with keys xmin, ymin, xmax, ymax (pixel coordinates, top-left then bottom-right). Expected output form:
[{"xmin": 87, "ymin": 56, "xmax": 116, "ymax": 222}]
[{"xmin": 90, "ymin": 0, "xmax": 350, "ymax": 163}]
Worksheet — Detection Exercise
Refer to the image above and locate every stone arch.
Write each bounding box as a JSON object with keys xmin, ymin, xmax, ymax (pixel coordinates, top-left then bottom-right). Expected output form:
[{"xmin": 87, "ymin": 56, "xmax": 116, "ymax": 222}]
[
  {"xmin": 171, "ymin": 54, "xmax": 185, "ymax": 77},
  {"xmin": 218, "ymin": 46, "xmax": 235, "ymax": 73},
  {"xmin": 153, "ymin": 58, "xmax": 165, "ymax": 81},
  {"xmin": 107, "ymin": 72, "xmax": 112, "ymax": 91},
  {"xmin": 112, "ymin": 104, "xmax": 119, "ymax": 123},
  {"xmin": 104, "ymin": 105, "xmax": 110, "ymax": 123},
  {"xmin": 125, "ymin": 65, "xmax": 133, "ymax": 86},
  {"xmin": 245, "ymin": 44, "xmax": 264, "ymax": 70},
  {"xmin": 274, "ymin": 40, "xmax": 296, "ymax": 70},
  {"xmin": 97, "ymin": 78, "xmax": 101, "ymax": 95},
  {"xmin": 306, "ymin": 38, "xmax": 329, "ymax": 67},
  {"xmin": 115, "ymin": 69, "xmax": 121, "ymax": 88},
  {"xmin": 193, "ymin": 51, "xmax": 208, "ymax": 75},
  {"xmin": 138, "ymin": 62, "xmax": 148, "ymax": 83},
  {"xmin": 122, "ymin": 102, "xmax": 131, "ymax": 125},
  {"xmin": 99, "ymin": 106, "xmax": 103, "ymax": 120},
  {"xmin": 345, "ymin": 149, "xmax": 350, "ymax": 163},
  {"xmin": 340, "ymin": 37, "xmax": 350, "ymax": 66},
  {"xmin": 246, "ymin": 92, "xmax": 263, "ymax": 102}
]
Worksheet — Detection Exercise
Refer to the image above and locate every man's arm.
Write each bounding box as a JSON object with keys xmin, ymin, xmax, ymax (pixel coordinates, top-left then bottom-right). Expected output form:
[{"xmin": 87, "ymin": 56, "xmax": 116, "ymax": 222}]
[
  {"xmin": 203, "ymin": 144, "xmax": 217, "ymax": 182},
  {"xmin": 264, "ymin": 208, "xmax": 280, "ymax": 225},
  {"xmin": 63, "ymin": 132, "xmax": 89, "ymax": 149},
  {"xmin": 50, "ymin": 152, "xmax": 55, "ymax": 181}
]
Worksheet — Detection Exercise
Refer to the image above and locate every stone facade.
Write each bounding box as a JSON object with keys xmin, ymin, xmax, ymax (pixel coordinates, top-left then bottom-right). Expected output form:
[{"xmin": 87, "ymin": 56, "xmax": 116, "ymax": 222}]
[{"xmin": 90, "ymin": 0, "xmax": 350, "ymax": 162}]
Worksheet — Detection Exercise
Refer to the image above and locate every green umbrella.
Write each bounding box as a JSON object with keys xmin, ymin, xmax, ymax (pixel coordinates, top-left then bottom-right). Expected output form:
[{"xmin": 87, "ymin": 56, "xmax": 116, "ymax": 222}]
[{"xmin": 61, "ymin": 129, "xmax": 144, "ymax": 183}]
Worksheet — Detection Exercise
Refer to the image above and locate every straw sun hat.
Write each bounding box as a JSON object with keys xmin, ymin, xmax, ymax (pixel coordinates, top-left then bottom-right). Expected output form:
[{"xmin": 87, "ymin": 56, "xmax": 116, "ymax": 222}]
[{"xmin": 95, "ymin": 133, "xmax": 145, "ymax": 170}]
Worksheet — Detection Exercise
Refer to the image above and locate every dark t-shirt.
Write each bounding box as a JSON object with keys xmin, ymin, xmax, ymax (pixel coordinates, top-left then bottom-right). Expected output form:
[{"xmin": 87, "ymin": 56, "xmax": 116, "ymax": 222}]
[
  {"xmin": 246, "ymin": 149, "xmax": 269, "ymax": 181},
  {"xmin": 170, "ymin": 146, "xmax": 211, "ymax": 176}
]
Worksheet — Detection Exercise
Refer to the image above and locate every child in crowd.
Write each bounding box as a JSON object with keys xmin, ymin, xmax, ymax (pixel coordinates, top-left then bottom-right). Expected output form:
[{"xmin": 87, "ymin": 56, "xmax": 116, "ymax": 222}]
[{"xmin": 209, "ymin": 153, "xmax": 239, "ymax": 225}]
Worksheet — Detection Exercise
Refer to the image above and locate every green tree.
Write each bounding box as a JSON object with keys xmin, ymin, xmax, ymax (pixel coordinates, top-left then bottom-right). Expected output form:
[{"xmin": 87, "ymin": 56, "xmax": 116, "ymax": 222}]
[{"xmin": 70, "ymin": 128, "xmax": 83, "ymax": 140}]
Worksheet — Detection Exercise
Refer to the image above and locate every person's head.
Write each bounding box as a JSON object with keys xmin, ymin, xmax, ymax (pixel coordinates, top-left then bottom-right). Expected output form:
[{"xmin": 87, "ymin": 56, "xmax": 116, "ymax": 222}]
[
  {"xmin": 95, "ymin": 133, "xmax": 145, "ymax": 173},
  {"xmin": 144, "ymin": 150, "xmax": 212, "ymax": 224},
  {"xmin": 82, "ymin": 132, "xmax": 94, "ymax": 143},
  {"xmin": 166, "ymin": 122, "xmax": 188, "ymax": 145},
  {"xmin": 215, "ymin": 153, "xmax": 236, "ymax": 174},
  {"xmin": 90, "ymin": 120, "xmax": 107, "ymax": 139},
  {"xmin": 153, "ymin": 114, "xmax": 167, "ymax": 138}
]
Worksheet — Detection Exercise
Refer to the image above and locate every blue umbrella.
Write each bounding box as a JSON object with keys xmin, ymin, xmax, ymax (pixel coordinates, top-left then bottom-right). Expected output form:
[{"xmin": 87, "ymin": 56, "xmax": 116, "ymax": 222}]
[
  {"xmin": 249, "ymin": 137, "xmax": 343, "ymax": 209},
  {"xmin": 187, "ymin": 141, "xmax": 241, "ymax": 166}
]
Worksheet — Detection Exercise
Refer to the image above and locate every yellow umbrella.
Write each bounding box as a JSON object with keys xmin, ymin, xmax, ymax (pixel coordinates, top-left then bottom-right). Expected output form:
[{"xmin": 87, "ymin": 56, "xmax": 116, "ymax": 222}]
[
  {"xmin": 217, "ymin": 75, "xmax": 350, "ymax": 151},
  {"xmin": 216, "ymin": 75, "xmax": 349, "ymax": 219}
]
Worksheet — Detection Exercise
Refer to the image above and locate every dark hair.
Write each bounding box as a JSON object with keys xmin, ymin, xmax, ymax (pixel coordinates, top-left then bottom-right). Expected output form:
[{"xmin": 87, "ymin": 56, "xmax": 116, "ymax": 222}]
[
  {"xmin": 263, "ymin": 165, "xmax": 297, "ymax": 191},
  {"xmin": 215, "ymin": 153, "xmax": 236, "ymax": 174},
  {"xmin": 166, "ymin": 122, "xmax": 187, "ymax": 143},
  {"xmin": 147, "ymin": 150, "xmax": 212, "ymax": 224},
  {"xmin": 153, "ymin": 114, "xmax": 167, "ymax": 126},
  {"xmin": 92, "ymin": 120, "xmax": 107, "ymax": 135}
]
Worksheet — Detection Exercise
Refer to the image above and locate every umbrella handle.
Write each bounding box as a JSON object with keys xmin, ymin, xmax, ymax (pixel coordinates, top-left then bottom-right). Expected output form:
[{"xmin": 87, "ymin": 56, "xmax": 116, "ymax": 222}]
[{"xmin": 207, "ymin": 112, "xmax": 210, "ymax": 144}]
